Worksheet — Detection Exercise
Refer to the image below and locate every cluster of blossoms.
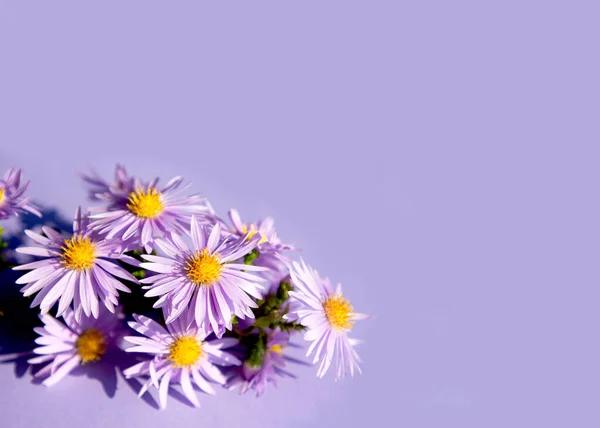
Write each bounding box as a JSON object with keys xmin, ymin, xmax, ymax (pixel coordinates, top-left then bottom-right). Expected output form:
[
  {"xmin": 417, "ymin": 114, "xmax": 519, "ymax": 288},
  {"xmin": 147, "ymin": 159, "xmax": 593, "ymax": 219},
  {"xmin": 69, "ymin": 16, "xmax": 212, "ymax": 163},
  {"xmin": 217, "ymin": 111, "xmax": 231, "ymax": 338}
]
[{"xmin": 0, "ymin": 166, "xmax": 369, "ymax": 409}]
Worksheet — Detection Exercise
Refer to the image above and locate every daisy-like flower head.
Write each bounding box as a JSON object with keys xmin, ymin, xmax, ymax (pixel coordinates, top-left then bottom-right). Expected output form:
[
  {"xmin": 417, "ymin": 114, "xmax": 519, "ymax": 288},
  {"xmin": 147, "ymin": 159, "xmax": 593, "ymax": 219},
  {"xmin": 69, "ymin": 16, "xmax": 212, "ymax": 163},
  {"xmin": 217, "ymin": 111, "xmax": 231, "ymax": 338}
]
[
  {"xmin": 139, "ymin": 216, "xmax": 267, "ymax": 337},
  {"xmin": 0, "ymin": 168, "xmax": 41, "ymax": 219},
  {"xmin": 227, "ymin": 209, "xmax": 292, "ymax": 254},
  {"xmin": 226, "ymin": 328, "xmax": 298, "ymax": 397},
  {"xmin": 80, "ymin": 164, "xmax": 136, "ymax": 208},
  {"xmin": 284, "ymin": 259, "xmax": 369, "ymax": 380},
  {"xmin": 226, "ymin": 209, "xmax": 294, "ymax": 286},
  {"xmin": 14, "ymin": 207, "xmax": 137, "ymax": 320},
  {"xmin": 88, "ymin": 173, "xmax": 211, "ymax": 252},
  {"xmin": 28, "ymin": 306, "xmax": 122, "ymax": 387},
  {"xmin": 122, "ymin": 313, "xmax": 241, "ymax": 409}
]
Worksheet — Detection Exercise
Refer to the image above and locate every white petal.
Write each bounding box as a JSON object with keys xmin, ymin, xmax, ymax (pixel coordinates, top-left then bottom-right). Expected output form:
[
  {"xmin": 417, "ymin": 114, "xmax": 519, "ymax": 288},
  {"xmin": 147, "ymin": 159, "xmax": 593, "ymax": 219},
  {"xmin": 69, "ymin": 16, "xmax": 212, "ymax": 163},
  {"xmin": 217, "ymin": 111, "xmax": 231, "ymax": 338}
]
[
  {"xmin": 191, "ymin": 368, "xmax": 216, "ymax": 395},
  {"xmin": 16, "ymin": 247, "xmax": 57, "ymax": 257},
  {"xmin": 180, "ymin": 368, "xmax": 200, "ymax": 407},
  {"xmin": 159, "ymin": 370, "xmax": 172, "ymax": 410},
  {"xmin": 207, "ymin": 223, "xmax": 221, "ymax": 251}
]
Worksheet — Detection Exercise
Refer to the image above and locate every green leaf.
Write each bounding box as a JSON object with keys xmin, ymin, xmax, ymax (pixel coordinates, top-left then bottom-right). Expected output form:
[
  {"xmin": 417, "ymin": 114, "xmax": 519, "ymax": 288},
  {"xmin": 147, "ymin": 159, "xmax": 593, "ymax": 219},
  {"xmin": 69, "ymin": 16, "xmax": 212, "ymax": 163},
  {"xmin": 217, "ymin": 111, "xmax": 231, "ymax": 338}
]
[
  {"xmin": 253, "ymin": 316, "xmax": 272, "ymax": 328},
  {"xmin": 244, "ymin": 249, "xmax": 260, "ymax": 265},
  {"xmin": 245, "ymin": 333, "xmax": 267, "ymax": 368},
  {"xmin": 132, "ymin": 270, "xmax": 146, "ymax": 279},
  {"xmin": 277, "ymin": 279, "xmax": 293, "ymax": 301}
]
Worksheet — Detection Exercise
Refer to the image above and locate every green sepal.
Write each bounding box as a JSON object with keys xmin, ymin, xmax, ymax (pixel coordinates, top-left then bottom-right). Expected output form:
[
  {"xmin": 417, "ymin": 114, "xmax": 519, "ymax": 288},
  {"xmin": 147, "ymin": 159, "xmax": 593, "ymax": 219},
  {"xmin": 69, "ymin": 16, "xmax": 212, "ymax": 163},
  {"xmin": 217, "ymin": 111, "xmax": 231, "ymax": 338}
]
[{"xmin": 244, "ymin": 249, "xmax": 260, "ymax": 265}]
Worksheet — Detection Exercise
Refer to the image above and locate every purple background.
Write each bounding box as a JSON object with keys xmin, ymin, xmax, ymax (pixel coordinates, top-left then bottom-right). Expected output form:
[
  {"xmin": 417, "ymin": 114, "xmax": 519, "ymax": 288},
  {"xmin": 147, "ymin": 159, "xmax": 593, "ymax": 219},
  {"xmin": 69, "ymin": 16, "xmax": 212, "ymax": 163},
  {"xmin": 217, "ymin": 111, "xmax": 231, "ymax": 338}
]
[{"xmin": 1, "ymin": 1, "xmax": 599, "ymax": 427}]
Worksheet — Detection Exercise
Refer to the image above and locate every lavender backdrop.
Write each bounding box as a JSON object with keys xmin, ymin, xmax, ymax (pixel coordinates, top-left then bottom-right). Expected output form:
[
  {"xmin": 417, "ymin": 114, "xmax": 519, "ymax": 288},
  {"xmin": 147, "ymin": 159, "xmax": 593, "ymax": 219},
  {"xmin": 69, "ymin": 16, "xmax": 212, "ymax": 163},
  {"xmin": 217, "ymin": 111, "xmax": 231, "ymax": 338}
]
[{"xmin": 1, "ymin": 1, "xmax": 599, "ymax": 427}]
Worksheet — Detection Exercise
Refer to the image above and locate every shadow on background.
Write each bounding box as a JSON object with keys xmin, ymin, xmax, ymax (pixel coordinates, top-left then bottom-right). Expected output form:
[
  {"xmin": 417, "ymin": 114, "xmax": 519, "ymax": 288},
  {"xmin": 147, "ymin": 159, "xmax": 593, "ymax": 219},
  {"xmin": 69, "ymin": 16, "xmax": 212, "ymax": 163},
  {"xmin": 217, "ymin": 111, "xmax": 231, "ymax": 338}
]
[
  {"xmin": 0, "ymin": 209, "xmax": 72, "ymax": 379},
  {"xmin": 0, "ymin": 209, "xmax": 207, "ymax": 409},
  {"xmin": 0, "ymin": 209, "xmax": 131, "ymax": 402},
  {"xmin": 0, "ymin": 209, "xmax": 165, "ymax": 408}
]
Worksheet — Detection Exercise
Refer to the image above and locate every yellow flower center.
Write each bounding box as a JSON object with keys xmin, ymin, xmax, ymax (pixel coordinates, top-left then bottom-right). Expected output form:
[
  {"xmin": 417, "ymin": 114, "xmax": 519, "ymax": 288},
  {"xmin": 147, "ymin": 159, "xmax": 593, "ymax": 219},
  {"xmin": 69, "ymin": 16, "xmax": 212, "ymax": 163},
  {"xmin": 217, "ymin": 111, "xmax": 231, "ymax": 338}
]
[
  {"xmin": 61, "ymin": 236, "xmax": 97, "ymax": 271},
  {"xmin": 168, "ymin": 336, "xmax": 203, "ymax": 368},
  {"xmin": 126, "ymin": 188, "xmax": 164, "ymax": 219},
  {"xmin": 0, "ymin": 187, "xmax": 5, "ymax": 205},
  {"xmin": 269, "ymin": 344, "xmax": 284, "ymax": 355},
  {"xmin": 323, "ymin": 295, "xmax": 355, "ymax": 331},
  {"xmin": 240, "ymin": 224, "xmax": 268, "ymax": 245},
  {"xmin": 76, "ymin": 329, "xmax": 107, "ymax": 364},
  {"xmin": 185, "ymin": 248, "xmax": 223, "ymax": 286}
]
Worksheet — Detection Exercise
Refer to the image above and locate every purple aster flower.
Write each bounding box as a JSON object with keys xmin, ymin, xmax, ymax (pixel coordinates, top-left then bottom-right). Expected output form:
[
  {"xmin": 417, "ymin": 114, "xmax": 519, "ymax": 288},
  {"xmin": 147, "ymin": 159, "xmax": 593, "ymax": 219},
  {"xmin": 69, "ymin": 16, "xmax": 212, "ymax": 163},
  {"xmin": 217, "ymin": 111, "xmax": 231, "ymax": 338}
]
[
  {"xmin": 14, "ymin": 207, "xmax": 137, "ymax": 320},
  {"xmin": 139, "ymin": 216, "xmax": 267, "ymax": 337},
  {"xmin": 0, "ymin": 168, "xmax": 41, "ymax": 219},
  {"xmin": 226, "ymin": 328, "xmax": 299, "ymax": 397},
  {"xmin": 28, "ymin": 306, "xmax": 123, "ymax": 387},
  {"xmin": 80, "ymin": 164, "xmax": 136, "ymax": 208},
  {"xmin": 225, "ymin": 208, "xmax": 294, "ymax": 285},
  {"xmin": 226, "ymin": 208, "xmax": 293, "ymax": 254},
  {"xmin": 284, "ymin": 259, "xmax": 370, "ymax": 380},
  {"xmin": 122, "ymin": 313, "xmax": 241, "ymax": 409},
  {"xmin": 88, "ymin": 173, "xmax": 211, "ymax": 252}
]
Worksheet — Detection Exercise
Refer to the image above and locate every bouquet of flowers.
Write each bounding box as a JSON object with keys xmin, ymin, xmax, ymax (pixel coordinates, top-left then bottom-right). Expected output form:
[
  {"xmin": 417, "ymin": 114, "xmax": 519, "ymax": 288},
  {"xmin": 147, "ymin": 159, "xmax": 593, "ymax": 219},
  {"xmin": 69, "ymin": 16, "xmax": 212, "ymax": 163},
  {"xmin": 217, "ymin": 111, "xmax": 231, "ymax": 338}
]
[{"xmin": 0, "ymin": 166, "xmax": 369, "ymax": 409}]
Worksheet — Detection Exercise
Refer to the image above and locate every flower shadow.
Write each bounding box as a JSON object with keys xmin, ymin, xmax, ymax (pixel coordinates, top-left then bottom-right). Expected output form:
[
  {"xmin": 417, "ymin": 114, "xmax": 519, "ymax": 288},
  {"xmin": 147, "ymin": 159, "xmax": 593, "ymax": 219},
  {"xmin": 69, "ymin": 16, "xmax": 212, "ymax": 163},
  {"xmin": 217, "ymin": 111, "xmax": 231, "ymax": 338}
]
[
  {"xmin": 121, "ymin": 375, "xmax": 161, "ymax": 410},
  {"xmin": 114, "ymin": 354, "xmax": 216, "ymax": 410},
  {"xmin": 1, "ymin": 208, "xmax": 197, "ymax": 410},
  {"xmin": 115, "ymin": 352, "xmax": 161, "ymax": 410},
  {"xmin": 0, "ymin": 268, "xmax": 39, "ymax": 379},
  {"xmin": 69, "ymin": 347, "xmax": 123, "ymax": 398},
  {"xmin": 0, "ymin": 208, "xmax": 138, "ymax": 402},
  {"xmin": 0, "ymin": 209, "xmax": 72, "ymax": 379}
]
